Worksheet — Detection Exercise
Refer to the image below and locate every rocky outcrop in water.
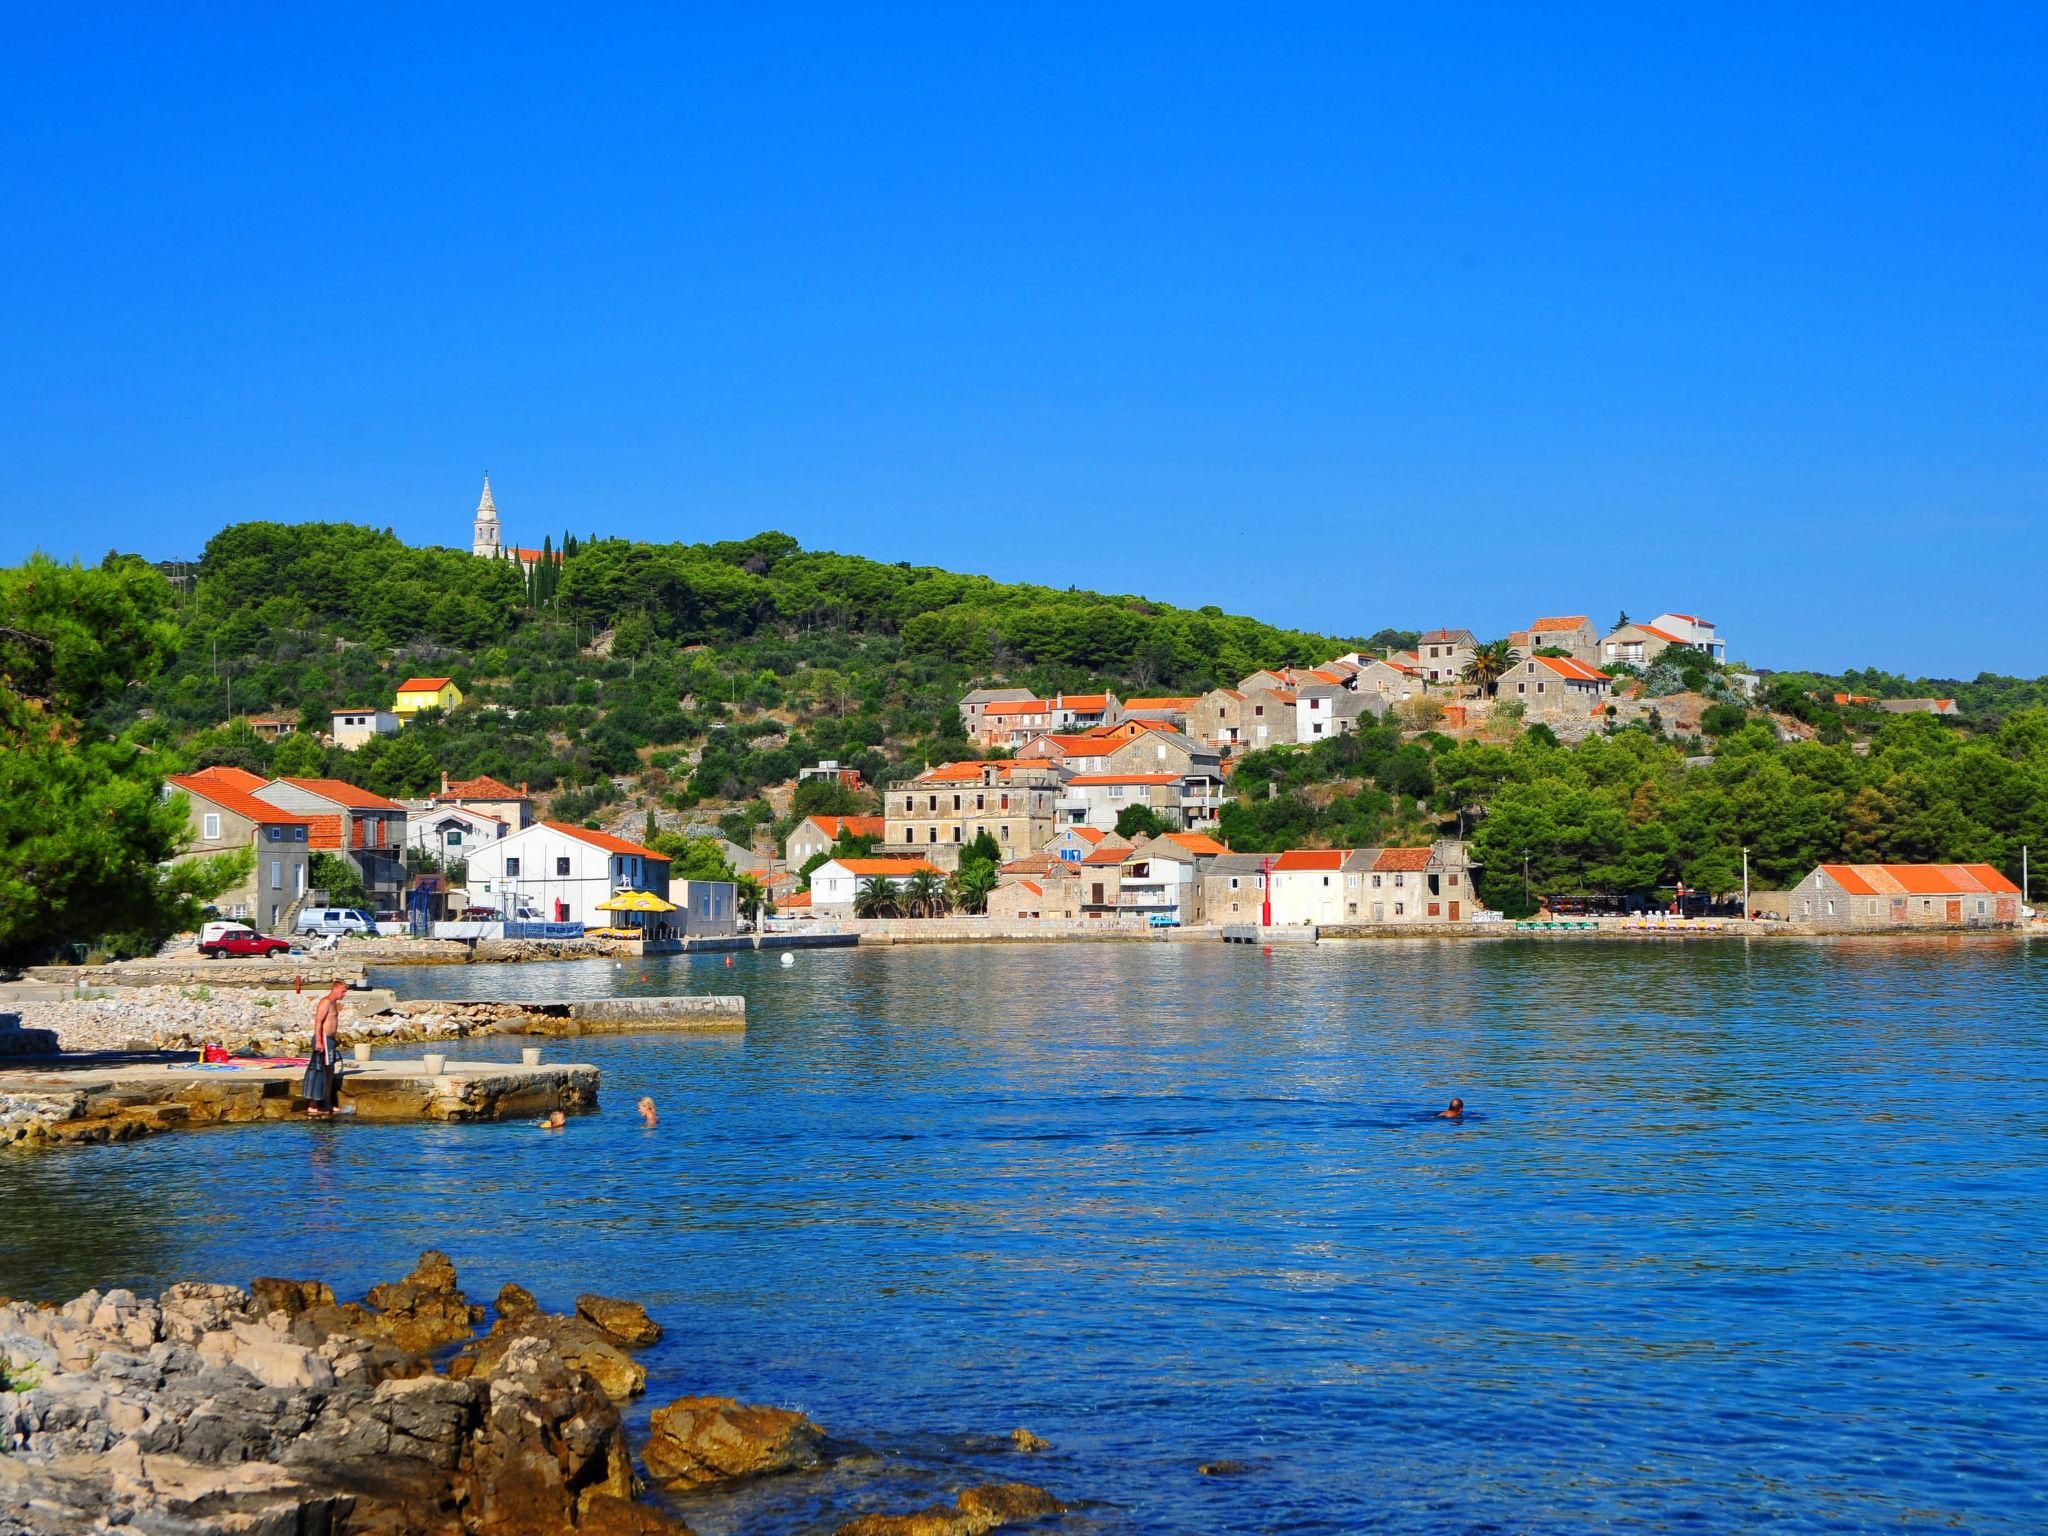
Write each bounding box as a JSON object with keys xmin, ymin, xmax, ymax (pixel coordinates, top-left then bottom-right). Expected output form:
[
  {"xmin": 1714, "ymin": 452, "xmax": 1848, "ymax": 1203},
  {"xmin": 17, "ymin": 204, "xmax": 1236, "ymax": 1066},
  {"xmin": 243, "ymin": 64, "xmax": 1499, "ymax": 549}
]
[
  {"xmin": 0, "ymin": 1254, "xmax": 687, "ymax": 1536},
  {"xmin": 642, "ymin": 1394, "xmax": 828, "ymax": 1487},
  {"xmin": 834, "ymin": 1481, "xmax": 1068, "ymax": 1536}
]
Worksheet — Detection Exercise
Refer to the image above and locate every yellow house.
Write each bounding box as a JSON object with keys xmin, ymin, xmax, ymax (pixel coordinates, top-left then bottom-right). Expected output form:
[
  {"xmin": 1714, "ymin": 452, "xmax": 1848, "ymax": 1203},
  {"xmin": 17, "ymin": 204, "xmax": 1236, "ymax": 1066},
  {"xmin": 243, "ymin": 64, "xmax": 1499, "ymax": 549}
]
[{"xmin": 394, "ymin": 675, "xmax": 463, "ymax": 718}]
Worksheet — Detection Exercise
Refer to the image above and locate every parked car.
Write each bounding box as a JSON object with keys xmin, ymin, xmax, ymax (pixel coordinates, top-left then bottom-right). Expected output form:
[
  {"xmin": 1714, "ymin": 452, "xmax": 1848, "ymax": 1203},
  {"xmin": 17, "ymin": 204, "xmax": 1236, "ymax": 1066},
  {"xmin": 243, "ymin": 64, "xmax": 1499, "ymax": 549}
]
[
  {"xmin": 293, "ymin": 907, "xmax": 378, "ymax": 938},
  {"xmin": 198, "ymin": 925, "xmax": 293, "ymax": 959}
]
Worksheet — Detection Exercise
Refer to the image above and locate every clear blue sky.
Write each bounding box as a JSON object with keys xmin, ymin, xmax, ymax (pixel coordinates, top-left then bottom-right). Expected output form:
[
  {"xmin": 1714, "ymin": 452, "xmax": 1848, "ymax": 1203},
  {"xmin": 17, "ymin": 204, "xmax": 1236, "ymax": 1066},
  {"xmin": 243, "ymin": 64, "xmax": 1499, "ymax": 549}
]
[{"xmin": 4, "ymin": 6, "xmax": 2044, "ymax": 677}]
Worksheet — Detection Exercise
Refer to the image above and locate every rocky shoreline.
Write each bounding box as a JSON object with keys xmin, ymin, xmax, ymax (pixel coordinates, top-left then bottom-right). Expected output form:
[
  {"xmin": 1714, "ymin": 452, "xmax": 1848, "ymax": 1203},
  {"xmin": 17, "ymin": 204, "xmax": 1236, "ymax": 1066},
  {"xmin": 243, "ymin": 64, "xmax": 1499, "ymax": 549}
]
[{"xmin": 0, "ymin": 1252, "xmax": 1067, "ymax": 1535}]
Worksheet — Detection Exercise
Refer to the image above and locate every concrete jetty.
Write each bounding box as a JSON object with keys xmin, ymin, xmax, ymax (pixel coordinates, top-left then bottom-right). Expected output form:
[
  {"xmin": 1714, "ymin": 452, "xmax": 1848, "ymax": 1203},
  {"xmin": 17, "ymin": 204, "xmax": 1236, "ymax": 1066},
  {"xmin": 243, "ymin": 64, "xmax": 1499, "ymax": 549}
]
[{"xmin": 0, "ymin": 1053, "xmax": 599, "ymax": 1149}]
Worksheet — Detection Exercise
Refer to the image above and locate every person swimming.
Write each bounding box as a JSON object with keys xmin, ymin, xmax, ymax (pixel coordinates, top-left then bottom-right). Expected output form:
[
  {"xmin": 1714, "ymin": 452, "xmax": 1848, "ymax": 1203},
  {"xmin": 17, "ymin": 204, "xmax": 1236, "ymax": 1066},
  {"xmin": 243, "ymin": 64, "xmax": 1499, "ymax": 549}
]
[
  {"xmin": 536, "ymin": 1110, "xmax": 566, "ymax": 1130},
  {"xmin": 637, "ymin": 1096, "xmax": 658, "ymax": 1127},
  {"xmin": 1437, "ymin": 1098, "xmax": 1465, "ymax": 1120}
]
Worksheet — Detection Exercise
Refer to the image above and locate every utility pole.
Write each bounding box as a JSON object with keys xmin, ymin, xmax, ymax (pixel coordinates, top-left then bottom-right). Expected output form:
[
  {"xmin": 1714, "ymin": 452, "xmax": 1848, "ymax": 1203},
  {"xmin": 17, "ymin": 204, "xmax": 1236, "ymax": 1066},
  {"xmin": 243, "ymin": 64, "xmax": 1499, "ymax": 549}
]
[
  {"xmin": 1742, "ymin": 845, "xmax": 1750, "ymax": 924},
  {"xmin": 2024, "ymin": 845, "xmax": 2031, "ymax": 910}
]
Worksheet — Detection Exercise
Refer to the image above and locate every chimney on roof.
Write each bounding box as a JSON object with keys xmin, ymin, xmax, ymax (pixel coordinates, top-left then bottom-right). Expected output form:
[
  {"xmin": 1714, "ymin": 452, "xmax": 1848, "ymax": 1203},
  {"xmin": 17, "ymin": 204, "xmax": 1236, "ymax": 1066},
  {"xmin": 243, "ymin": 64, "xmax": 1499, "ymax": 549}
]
[
  {"xmin": 441, "ymin": 772, "xmax": 450, "ymax": 793},
  {"xmin": 519, "ymin": 782, "xmax": 528, "ymax": 796}
]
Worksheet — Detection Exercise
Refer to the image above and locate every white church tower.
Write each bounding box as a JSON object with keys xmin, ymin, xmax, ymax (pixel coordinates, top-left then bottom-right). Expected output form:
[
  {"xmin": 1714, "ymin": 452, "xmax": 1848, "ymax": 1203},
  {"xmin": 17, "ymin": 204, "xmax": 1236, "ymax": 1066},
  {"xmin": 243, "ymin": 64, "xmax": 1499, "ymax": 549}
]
[{"xmin": 471, "ymin": 473, "xmax": 501, "ymax": 559}]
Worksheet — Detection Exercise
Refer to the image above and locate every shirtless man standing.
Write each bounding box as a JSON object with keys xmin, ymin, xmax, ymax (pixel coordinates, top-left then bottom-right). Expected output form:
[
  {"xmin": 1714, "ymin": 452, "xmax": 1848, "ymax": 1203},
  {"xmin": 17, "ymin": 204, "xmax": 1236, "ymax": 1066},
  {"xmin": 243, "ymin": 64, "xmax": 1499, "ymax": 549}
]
[{"xmin": 308, "ymin": 981, "xmax": 346, "ymax": 1117}]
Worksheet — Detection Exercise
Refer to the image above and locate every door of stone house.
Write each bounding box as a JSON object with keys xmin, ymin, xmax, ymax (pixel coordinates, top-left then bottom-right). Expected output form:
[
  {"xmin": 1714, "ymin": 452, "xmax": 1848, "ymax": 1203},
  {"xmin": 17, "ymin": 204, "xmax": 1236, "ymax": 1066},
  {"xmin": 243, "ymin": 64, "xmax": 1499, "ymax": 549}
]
[{"xmin": 1947, "ymin": 899, "xmax": 1962, "ymax": 924}]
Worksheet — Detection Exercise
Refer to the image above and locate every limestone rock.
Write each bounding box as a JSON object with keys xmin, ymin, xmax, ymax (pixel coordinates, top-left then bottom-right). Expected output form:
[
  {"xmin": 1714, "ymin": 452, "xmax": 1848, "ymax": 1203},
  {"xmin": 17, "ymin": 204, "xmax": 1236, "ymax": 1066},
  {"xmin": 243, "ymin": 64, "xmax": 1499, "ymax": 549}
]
[
  {"xmin": 1009, "ymin": 1427, "xmax": 1051, "ymax": 1453},
  {"xmin": 497, "ymin": 1281, "xmax": 540, "ymax": 1320},
  {"xmin": 835, "ymin": 1481, "xmax": 1067, "ymax": 1536},
  {"xmin": 452, "ymin": 1311, "xmax": 647, "ymax": 1403},
  {"xmin": 1197, "ymin": 1459, "xmax": 1251, "ymax": 1476},
  {"xmin": 642, "ymin": 1394, "xmax": 826, "ymax": 1488},
  {"xmin": 581, "ymin": 1491, "xmax": 699, "ymax": 1535},
  {"xmin": 251, "ymin": 1274, "xmax": 338, "ymax": 1317},
  {"xmin": 463, "ymin": 1335, "xmax": 636, "ymax": 1535},
  {"xmin": 361, "ymin": 1249, "xmax": 484, "ymax": 1353},
  {"xmin": 577, "ymin": 1292, "xmax": 662, "ymax": 1348}
]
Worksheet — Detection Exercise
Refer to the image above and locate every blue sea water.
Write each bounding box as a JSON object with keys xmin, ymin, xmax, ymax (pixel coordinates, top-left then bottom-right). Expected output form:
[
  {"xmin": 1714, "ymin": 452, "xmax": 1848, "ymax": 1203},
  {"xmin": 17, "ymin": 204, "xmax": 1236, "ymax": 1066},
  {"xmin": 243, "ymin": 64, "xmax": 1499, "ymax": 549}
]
[{"xmin": 3, "ymin": 938, "xmax": 2045, "ymax": 1533}]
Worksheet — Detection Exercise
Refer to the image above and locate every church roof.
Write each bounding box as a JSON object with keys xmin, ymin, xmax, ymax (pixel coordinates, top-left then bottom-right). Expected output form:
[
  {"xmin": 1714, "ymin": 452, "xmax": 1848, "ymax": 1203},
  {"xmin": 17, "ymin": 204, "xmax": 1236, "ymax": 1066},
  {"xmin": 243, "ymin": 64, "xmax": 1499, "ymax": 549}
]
[{"xmin": 476, "ymin": 473, "xmax": 497, "ymax": 520}]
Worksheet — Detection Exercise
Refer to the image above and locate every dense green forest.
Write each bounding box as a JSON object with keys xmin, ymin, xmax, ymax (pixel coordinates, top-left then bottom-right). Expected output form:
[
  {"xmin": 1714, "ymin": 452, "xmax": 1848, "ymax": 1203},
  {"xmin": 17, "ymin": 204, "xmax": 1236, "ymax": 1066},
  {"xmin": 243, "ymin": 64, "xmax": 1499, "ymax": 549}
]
[{"xmin": 5, "ymin": 519, "xmax": 2046, "ymax": 960}]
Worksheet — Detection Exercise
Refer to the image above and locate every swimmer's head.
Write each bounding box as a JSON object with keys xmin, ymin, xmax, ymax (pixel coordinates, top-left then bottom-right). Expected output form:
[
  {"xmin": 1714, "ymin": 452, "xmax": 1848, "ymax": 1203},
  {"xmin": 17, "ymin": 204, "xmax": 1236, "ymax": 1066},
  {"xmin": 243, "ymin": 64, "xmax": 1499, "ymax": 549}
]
[{"xmin": 1447, "ymin": 1098, "xmax": 1464, "ymax": 1114}]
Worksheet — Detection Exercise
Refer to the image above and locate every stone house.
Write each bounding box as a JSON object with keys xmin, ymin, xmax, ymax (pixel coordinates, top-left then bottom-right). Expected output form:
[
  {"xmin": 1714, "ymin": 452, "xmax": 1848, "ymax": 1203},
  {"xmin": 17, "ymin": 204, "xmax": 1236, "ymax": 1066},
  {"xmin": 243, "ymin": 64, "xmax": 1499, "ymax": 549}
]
[
  {"xmin": 165, "ymin": 768, "xmax": 313, "ymax": 933},
  {"xmin": 1354, "ymin": 845, "xmax": 1476, "ymax": 923},
  {"xmin": 1600, "ymin": 622, "xmax": 1692, "ymax": 668},
  {"xmin": 251, "ymin": 777, "xmax": 410, "ymax": 912},
  {"xmin": 1200, "ymin": 853, "xmax": 1271, "ymax": 925},
  {"xmin": 1189, "ymin": 688, "xmax": 1248, "ymax": 751},
  {"xmin": 432, "ymin": 774, "xmax": 534, "ymax": 831},
  {"xmin": 1046, "ymin": 825, "xmax": 1116, "ymax": 865},
  {"xmin": 783, "ymin": 813, "xmax": 887, "ymax": 871},
  {"xmin": 1241, "ymin": 687, "xmax": 1298, "ymax": 750},
  {"xmin": 1015, "ymin": 732, "xmax": 1116, "ymax": 774},
  {"xmin": 1076, "ymin": 836, "xmax": 1210, "ymax": 924},
  {"xmin": 958, "ymin": 687, "xmax": 1036, "ymax": 736},
  {"xmin": 987, "ymin": 864, "xmax": 1084, "ymax": 921},
  {"xmin": 885, "ymin": 760, "xmax": 1064, "ymax": 861},
  {"xmin": 1349, "ymin": 658, "xmax": 1426, "ymax": 710},
  {"xmin": 1122, "ymin": 696, "xmax": 1200, "ymax": 730},
  {"xmin": 1500, "ymin": 656, "xmax": 1612, "ymax": 723},
  {"xmin": 1788, "ymin": 863, "xmax": 2020, "ymax": 930},
  {"xmin": 1520, "ymin": 616, "xmax": 1599, "ymax": 663},
  {"xmin": 1416, "ymin": 629, "xmax": 1477, "ymax": 685},
  {"xmin": 1100, "ymin": 729, "xmax": 1220, "ymax": 781}
]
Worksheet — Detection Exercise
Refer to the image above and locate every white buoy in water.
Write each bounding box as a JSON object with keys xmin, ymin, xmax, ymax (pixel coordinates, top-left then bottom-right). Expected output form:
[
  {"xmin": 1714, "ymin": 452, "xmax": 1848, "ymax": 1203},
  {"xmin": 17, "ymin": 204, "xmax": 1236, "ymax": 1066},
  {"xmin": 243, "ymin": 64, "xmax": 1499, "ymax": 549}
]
[{"xmin": 780, "ymin": 952, "xmax": 795, "ymax": 967}]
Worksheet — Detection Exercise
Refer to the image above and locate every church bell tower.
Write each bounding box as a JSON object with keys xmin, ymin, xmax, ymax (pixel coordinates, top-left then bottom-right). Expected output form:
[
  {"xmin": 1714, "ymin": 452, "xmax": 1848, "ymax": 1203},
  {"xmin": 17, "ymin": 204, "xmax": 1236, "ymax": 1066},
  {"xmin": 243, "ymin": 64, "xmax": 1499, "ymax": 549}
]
[{"xmin": 471, "ymin": 473, "xmax": 501, "ymax": 559}]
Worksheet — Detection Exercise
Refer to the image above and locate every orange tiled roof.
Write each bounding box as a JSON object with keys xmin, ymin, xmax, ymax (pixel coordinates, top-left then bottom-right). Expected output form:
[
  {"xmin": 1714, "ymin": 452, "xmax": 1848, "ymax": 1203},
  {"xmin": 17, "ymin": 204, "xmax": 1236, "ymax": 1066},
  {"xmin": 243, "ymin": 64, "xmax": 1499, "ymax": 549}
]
[
  {"xmin": 1019, "ymin": 880, "xmax": 1044, "ymax": 897},
  {"xmin": 833, "ymin": 857, "xmax": 942, "ymax": 876},
  {"xmin": 1063, "ymin": 826, "xmax": 1107, "ymax": 845},
  {"xmin": 779, "ymin": 890, "xmax": 812, "ymax": 909},
  {"xmin": 1530, "ymin": 615, "xmax": 1589, "ymax": 632},
  {"xmin": 1056, "ymin": 693, "xmax": 1113, "ymax": 710},
  {"xmin": 1818, "ymin": 863, "xmax": 2020, "ymax": 897},
  {"xmin": 540, "ymin": 821, "xmax": 670, "ymax": 861},
  {"xmin": 1273, "ymin": 849, "xmax": 1348, "ymax": 871},
  {"xmin": 1632, "ymin": 624, "xmax": 1686, "ymax": 644},
  {"xmin": 1165, "ymin": 832, "xmax": 1229, "ymax": 855},
  {"xmin": 1531, "ymin": 656, "xmax": 1610, "ymax": 683},
  {"xmin": 1083, "ymin": 845, "xmax": 1133, "ymax": 865},
  {"xmin": 437, "ymin": 775, "xmax": 526, "ymax": 801},
  {"xmin": 277, "ymin": 777, "xmax": 405, "ymax": 811},
  {"xmin": 182, "ymin": 765, "xmax": 269, "ymax": 794},
  {"xmin": 806, "ymin": 814, "xmax": 886, "ymax": 839},
  {"xmin": 983, "ymin": 700, "xmax": 1050, "ymax": 717},
  {"xmin": 1125, "ymin": 696, "xmax": 1199, "ymax": 710},
  {"xmin": 914, "ymin": 759, "xmax": 1046, "ymax": 782},
  {"xmin": 396, "ymin": 676, "xmax": 453, "ymax": 692},
  {"xmin": 168, "ymin": 773, "xmax": 312, "ymax": 828},
  {"xmin": 1373, "ymin": 847, "xmax": 1435, "ymax": 872}
]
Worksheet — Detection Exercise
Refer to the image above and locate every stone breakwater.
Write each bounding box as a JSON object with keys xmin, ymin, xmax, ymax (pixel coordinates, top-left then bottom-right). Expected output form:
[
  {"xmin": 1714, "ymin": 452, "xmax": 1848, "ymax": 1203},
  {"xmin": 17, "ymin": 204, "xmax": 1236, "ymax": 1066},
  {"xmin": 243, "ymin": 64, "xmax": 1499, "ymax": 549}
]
[
  {"xmin": 0, "ymin": 1252, "xmax": 1068, "ymax": 1536},
  {"xmin": 7, "ymin": 990, "xmax": 745, "ymax": 1057}
]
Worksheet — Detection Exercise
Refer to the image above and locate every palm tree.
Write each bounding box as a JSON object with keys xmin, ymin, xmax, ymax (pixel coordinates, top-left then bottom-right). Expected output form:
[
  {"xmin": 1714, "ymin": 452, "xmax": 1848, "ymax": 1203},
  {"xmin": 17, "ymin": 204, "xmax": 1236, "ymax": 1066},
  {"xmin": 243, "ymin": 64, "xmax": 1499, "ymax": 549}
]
[
  {"xmin": 1461, "ymin": 639, "xmax": 1517, "ymax": 698},
  {"xmin": 903, "ymin": 868, "xmax": 949, "ymax": 918},
  {"xmin": 853, "ymin": 877, "xmax": 899, "ymax": 919}
]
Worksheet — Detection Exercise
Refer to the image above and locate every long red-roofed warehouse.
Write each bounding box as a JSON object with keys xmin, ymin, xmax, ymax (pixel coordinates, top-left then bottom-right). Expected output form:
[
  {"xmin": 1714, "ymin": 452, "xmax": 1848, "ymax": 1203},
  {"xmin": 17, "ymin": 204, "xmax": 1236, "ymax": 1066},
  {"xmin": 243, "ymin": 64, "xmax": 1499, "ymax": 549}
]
[{"xmin": 1786, "ymin": 863, "xmax": 2023, "ymax": 929}]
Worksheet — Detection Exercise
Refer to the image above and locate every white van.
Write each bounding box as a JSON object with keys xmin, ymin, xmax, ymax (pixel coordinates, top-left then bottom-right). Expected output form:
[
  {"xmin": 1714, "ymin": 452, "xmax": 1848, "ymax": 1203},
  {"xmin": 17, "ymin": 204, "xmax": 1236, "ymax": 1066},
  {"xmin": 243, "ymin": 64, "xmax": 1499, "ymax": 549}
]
[{"xmin": 294, "ymin": 908, "xmax": 378, "ymax": 938}]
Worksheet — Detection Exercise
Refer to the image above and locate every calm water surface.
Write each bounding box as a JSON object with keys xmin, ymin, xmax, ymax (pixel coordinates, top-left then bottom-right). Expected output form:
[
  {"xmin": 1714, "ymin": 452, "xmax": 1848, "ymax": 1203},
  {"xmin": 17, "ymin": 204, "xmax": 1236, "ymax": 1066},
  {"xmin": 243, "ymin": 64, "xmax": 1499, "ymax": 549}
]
[{"xmin": 3, "ymin": 939, "xmax": 2045, "ymax": 1533}]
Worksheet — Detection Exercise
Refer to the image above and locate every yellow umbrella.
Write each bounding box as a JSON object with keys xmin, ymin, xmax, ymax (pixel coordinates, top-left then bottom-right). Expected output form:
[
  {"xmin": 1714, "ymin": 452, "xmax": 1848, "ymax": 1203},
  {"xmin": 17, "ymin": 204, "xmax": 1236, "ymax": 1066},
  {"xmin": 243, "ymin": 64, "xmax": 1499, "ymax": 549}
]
[{"xmin": 594, "ymin": 890, "xmax": 678, "ymax": 913}]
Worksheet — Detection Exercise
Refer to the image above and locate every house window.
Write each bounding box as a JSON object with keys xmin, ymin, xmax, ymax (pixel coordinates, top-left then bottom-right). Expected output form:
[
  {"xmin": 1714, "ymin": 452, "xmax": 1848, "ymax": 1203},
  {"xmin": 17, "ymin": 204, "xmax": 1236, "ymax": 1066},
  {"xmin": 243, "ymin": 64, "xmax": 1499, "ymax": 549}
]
[
  {"xmin": 1517, "ymin": 683, "xmax": 1526, "ymax": 694},
  {"xmin": 202, "ymin": 813, "xmax": 221, "ymax": 840},
  {"xmin": 1394, "ymin": 901, "xmax": 1405, "ymax": 915},
  {"xmin": 506, "ymin": 857, "xmax": 521, "ymax": 876},
  {"xmin": 928, "ymin": 828, "xmax": 937, "ymax": 843},
  {"xmin": 974, "ymin": 794, "xmax": 984, "ymax": 810},
  {"xmin": 1536, "ymin": 682, "xmax": 1546, "ymax": 694},
  {"xmin": 953, "ymin": 827, "xmax": 963, "ymax": 842},
  {"xmin": 1229, "ymin": 877, "xmax": 1239, "ymax": 889},
  {"xmin": 270, "ymin": 860, "xmax": 283, "ymax": 891},
  {"xmin": 1825, "ymin": 899, "xmax": 1835, "ymax": 916},
  {"xmin": 1448, "ymin": 872, "xmax": 1459, "ymax": 886},
  {"xmin": 952, "ymin": 795, "xmax": 962, "ymax": 811},
  {"xmin": 1001, "ymin": 825, "xmax": 1010, "ymax": 842},
  {"xmin": 556, "ymin": 857, "xmax": 571, "ymax": 877},
  {"xmin": 295, "ymin": 826, "xmax": 306, "ymax": 842},
  {"xmin": 447, "ymin": 830, "xmax": 463, "ymax": 846},
  {"xmin": 1394, "ymin": 873, "xmax": 1405, "ymax": 887},
  {"xmin": 1371, "ymin": 874, "xmax": 1381, "ymax": 888},
  {"xmin": 1322, "ymin": 876, "xmax": 1330, "ymax": 887}
]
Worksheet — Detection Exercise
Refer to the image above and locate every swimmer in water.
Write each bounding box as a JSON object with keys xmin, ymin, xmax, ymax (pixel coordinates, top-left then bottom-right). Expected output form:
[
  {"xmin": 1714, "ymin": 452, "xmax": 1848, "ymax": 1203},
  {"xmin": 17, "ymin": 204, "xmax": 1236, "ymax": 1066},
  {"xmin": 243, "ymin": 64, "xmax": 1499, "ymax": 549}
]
[
  {"xmin": 1437, "ymin": 1098, "xmax": 1465, "ymax": 1120},
  {"xmin": 637, "ymin": 1096, "xmax": 658, "ymax": 1127},
  {"xmin": 537, "ymin": 1110, "xmax": 566, "ymax": 1130}
]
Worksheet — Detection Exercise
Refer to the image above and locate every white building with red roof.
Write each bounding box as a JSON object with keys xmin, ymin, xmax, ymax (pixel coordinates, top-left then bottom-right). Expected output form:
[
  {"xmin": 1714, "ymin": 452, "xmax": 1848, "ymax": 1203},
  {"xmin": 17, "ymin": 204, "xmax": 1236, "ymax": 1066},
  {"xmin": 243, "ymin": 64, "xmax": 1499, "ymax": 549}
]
[{"xmin": 464, "ymin": 820, "xmax": 677, "ymax": 928}]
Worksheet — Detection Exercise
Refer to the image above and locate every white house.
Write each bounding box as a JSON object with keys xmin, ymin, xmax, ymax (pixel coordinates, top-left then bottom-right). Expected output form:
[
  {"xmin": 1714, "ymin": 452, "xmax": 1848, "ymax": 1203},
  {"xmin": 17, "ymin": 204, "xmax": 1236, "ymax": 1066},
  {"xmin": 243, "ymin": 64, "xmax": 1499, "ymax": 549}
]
[
  {"xmin": 330, "ymin": 708, "xmax": 400, "ymax": 751},
  {"xmin": 1648, "ymin": 612, "xmax": 1726, "ymax": 664},
  {"xmin": 1266, "ymin": 849, "xmax": 1368, "ymax": 926},
  {"xmin": 405, "ymin": 803, "xmax": 509, "ymax": 864},
  {"xmin": 463, "ymin": 820, "xmax": 670, "ymax": 927},
  {"xmin": 810, "ymin": 856, "xmax": 943, "ymax": 915}
]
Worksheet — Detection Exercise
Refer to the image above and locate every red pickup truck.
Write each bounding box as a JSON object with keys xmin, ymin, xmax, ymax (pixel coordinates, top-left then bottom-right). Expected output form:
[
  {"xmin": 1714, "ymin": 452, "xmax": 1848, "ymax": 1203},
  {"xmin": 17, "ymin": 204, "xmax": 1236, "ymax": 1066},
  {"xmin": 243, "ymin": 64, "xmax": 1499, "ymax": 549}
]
[{"xmin": 198, "ymin": 928, "xmax": 294, "ymax": 959}]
